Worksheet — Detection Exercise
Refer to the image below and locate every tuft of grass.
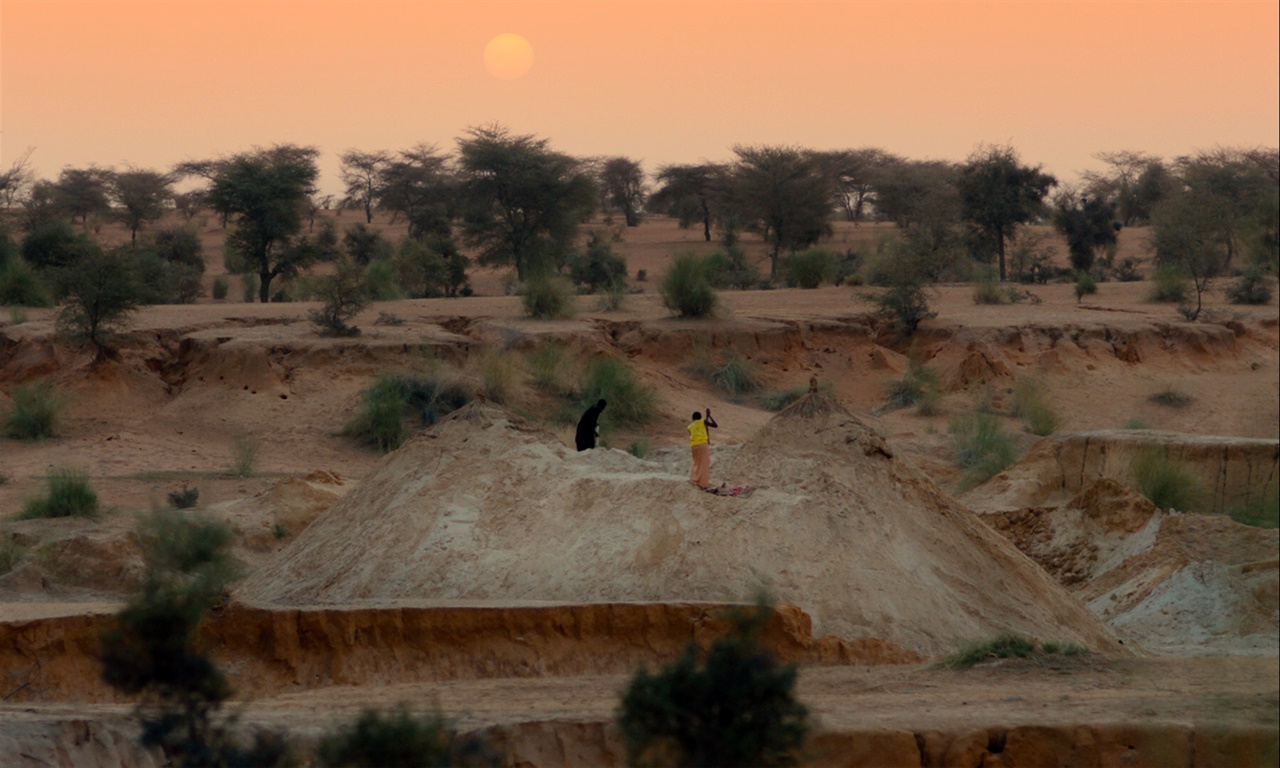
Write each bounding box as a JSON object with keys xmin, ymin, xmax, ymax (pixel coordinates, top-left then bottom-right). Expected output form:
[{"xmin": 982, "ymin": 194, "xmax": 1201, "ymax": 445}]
[
  {"xmin": 949, "ymin": 412, "xmax": 1017, "ymax": 490},
  {"xmin": 1012, "ymin": 377, "xmax": 1060, "ymax": 436},
  {"xmin": 1124, "ymin": 416, "xmax": 1149, "ymax": 430},
  {"xmin": 1147, "ymin": 265, "xmax": 1189, "ymax": 303},
  {"xmin": 596, "ymin": 279, "xmax": 629, "ymax": 312},
  {"xmin": 659, "ymin": 253, "xmax": 719, "ymax": 318},
  {"xmin": 211, "ymin": 275, "xmax": 229, "ymax": 300},
  {"xmin": 9, "ymin": 307, "xmax": 28, "ymax": 325},
  {"xmin": 711, "ymin": 354, "xmax": 761, "ymax": 397},
  {"xmin": 628, "ymin": 438, "xmax": 650, "ymax": 459},
  {"xmin": 579, "ymin": 356, "xmax": 657, "ymax": 428},
  {"xmin": 167, "ymin": 486, "xmax": 200, "ymax": 510},
  {"xmin": 476, "ymin": 347, "xmax": 519, "ymax": 405},
  {"xmin": 20, "ymin": 468, "xmax": 99, "ymax": 519},
  {"xmin": 230, "ymin": 432, "xmax": 262, "ymax": 477},
  {"xmin": 1225, "ymin": 266, "xmax": 1274, "ymax": 305},
  {"xmin": 1148, "ymin": 385, "xmax": 1193, "ymax": 408},
  {"xmin": 4, "ymin": 379, "xmax": 64, "ymax": 441},
  {"xmin": 783, "ymin": 248, "xmax": 836, "ymax": 289},
  {"xmin": 972, "ymin": 269, "xmax": 1005, "ymax": 305},
  {"xmin": 341, "ymin": 375, "xmax": 408, "ymax": 452},
  {"xmin": 526, "ymin": 339, "xmax": 573, "ymax": 394},
  {"xmin": 937, "ymin": 634, "xmax": 1037, "ymax": 669},
  {"xmin": 1074, "ymin": 272, "xmax": 1098, "ymax": 302},
  {"xmin": 522, "ymin": 274, "xmax": 576, "ymax": 319},
  {"xmin": 375, "ymin": 311, "xmax": 405, "ymax": 326},
  {"xmin": 884, "ymin": 352, "xmax": 940, "ymax": 414},
  {"xmin": 1130, "ymin": 447, "xmax": 1205, "ymax": 512},
  {"xmin": 272, "ymin": 523, "xmax": 289, "ymax": 540}
]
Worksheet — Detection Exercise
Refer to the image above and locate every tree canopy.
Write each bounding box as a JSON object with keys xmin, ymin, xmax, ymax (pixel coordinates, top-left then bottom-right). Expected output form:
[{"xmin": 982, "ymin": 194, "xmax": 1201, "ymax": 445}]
[
  {"xmin": 729, "ymin": 145, "xmax": 833, "ymax": 279},
  {"xmin": 958, "ymin": 145, "xmax": 1057, "ymax": 280}
]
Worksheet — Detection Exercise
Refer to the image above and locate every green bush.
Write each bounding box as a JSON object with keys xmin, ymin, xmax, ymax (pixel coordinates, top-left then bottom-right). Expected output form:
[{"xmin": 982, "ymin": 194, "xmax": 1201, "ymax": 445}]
[
  {"xmin": 342, "ymin": 375, "xmax": 408, "ymax": 452},
  {"xmin": 55, "ymin": 248, "xmax": 142, "ymax": 348},
  {"xmin": 5, "ymin": 379, "xmax": 64, "ymax": 440},
  {"xmin": 1147, "ymin": 264, "xmax": 1189, "ymax": 303},
  {"xmin": 972, "ymin": 268, "xmax": 1004, "ymax": 305},
  {"xmin": 783, "ymin": 248, "xmax": 835, "ymax": 289},
  {"xmin": 317, "ymin": 704, "xmax": 497, "ymax": 768},
  {"xmin": 1012, "ymin": 377, "xmax": 1060, "ymax": 436},
  {"xmin": 579, "ymin": 356, "xmax": 657, "ymax": 428},
  {"xmin": 401, "ymin": 373, "xmax": 473, "ymax": 427},
  {"xmin": 521, "ymin": 274, "xmax": 576, "ymax": 319},
  {"xmin": 98, "ymin": 510, "xmax": 290, "ymax": 766},
  {"xmin": 20, "ymin": 468, "xmax": 99, "ymax": 519},
  {"xmin": 567, "ymin": 230, "xmax": 628, "ymax": 292},
  {"xmin": 660, "ymin": 253, "xmax": 719, "ymax": 318},
  {"xmin": 938, "ymin": 634, "xmax": 1041, "ymax": 669},
  {"xmin": 868, "ymin": 282, "xmax": 935, "ymax": 339},
  {"xmin": 167, "ymin": 486, "xmax": 200, "ymax": 510},
  {"xmin": 526, "ymin": 339, "xmax": 572, "ymax": 394},
  {"xmin": 0, "ymin": 258, "xmax": 53, "ymax": 307},
  {"xmin": 309, "ymin": 258, "xmax": 371, "ymax": 336},
  {"xmin": 883, "ymin": 353, "xmax": 940, "ymax": 414},
  {"xmin": 211, "ymin": 275, "xmax": 229, "ymax": 300},
  {"xmin": 949, "ymin": 412, "xmax": 1017, "ymax": 490},
  {"xmin": 1074, "ymin": 272, "xmax": 1098, "ymax": 302},
  {"xmin": 364, "ymin": 257, "xmax": 404, "ymax": 301},
  {"xmin": 627, "ymin": 438, "xmax": 651, "ymax": 458},
  {"xmin": 1148, "ymin": 385, "xmax": 1193, "ymax": 408},
  {"xmin": 242, "ymin": 273, "xmax": 259, "ymax": 303},
  {"xmin": 618, "ymin": 599, "xmax": 809, "ymax": 767},
  {"xmin": 1131, "ymin": 448, "xmax": 1205, "ymax": 512},
  {"xmin": 477, "ymin": 347, "xmax": 518, "ymax": 405},
  {"xmin": 712, "ymin": 354, "xmax": 761, "ymax": 396},
  {"xmin": 1226, "ymin": 484, "xmax": 1278, "ymax": 529},
  {"xmin": 1225, "ymin": 266, "xmax": 1274, "ymax": 305}
]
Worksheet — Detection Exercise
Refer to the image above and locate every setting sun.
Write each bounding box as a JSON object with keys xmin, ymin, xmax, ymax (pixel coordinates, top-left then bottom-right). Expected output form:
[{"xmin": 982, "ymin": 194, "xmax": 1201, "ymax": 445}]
[{"xmin": 483, "ymin": 33, "xmax": 534, "ymax": 80}]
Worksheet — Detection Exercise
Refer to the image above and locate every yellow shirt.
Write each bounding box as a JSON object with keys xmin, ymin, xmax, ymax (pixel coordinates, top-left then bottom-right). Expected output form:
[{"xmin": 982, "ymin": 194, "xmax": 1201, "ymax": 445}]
[{"xmin": 688, "ymin": 419, "xmax": 708, "ymax": 447}]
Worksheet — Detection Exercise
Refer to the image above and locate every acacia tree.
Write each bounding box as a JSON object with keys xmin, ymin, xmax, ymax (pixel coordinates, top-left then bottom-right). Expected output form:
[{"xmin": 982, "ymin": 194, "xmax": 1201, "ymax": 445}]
[
  {"xmin": 111, "ymin": 168, "xmax": 174, "ymax": 242},
  {"xmin": 339, "ymin": 149, "xmax": 391, "ymax": 224},
  {"xmin": 1052, "ymin": 191, "xmax": 1121, "ymax": 273},
  {"xmin": 380, "ymin": 144, "xmax": 455, "ymax": 240},
  {"xmin": 728, "ymin": 145, "xmax": 833, "ymax": 279},
  {"xmin": 957, "ymin": 145, "xmax": 1057, "ymax": 281},
  {"xmin": 197, "ymin": 145, "xmax": 320, "ymax": 302},
  {"xmin": 53, "ymin": 167, "xmax": 114, "ymax": 229},
  {"xmin": 816, "ymin": 147, "xmax": 898, "ymax": 223},
  {"xmin": 55, "ymin": 246, "xmax": 141, "ymax": 355},
  {"xmin": 1173, "ymin": 147, "xmax": 1278, "ymax": 273},
  {"xmin": 1083, "ymin": 150, "xmax": 1169, "ymax": 226},
  {"xmin": 650, "ymin": 163, "xmax": 725, "ymax": 242},
  {"xmin": 0, "ymin": 147, "xmax": 35, "ymax": 207},
  {"xmin": 599, "ymin": 156, "xmax": 646, "ymax": 226},
  {"xmin": 457, "ymin": 125, "xmax": 595, "ymax": 281}
]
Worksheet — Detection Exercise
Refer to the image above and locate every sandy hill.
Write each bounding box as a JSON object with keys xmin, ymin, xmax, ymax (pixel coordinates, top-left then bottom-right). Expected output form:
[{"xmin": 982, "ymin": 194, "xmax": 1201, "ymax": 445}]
[{"xmin": 238, "ymin": 396, "xmax": 1120, "ymax": 657}]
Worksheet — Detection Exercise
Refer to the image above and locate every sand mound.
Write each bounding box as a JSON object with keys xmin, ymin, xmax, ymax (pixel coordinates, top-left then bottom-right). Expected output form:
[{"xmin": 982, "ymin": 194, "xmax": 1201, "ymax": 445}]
[
  {"xmin": 981, "ymin": 480, "xmax": 1279, "ymax": 655},
  {"xmin": 238, "ymin": 397, "xmax": 1119, "ymax": 657}
]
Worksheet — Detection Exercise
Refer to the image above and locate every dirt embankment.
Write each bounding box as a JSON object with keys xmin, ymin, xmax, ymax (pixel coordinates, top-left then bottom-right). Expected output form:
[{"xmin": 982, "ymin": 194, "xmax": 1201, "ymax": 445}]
[
  {"xmin": 0, "ymin": 601, "xmax": 918, "ymax": 705},
  {"xmin": 968, "ymin": 431, "xmax": 1279, "ymax": 515}
]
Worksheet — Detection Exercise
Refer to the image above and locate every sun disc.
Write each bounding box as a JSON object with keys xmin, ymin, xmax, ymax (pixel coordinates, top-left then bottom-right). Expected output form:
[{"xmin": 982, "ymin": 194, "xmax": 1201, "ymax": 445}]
[{"xmin": 484, "ymin": 33, "xmax": 534, "ymax": 80}]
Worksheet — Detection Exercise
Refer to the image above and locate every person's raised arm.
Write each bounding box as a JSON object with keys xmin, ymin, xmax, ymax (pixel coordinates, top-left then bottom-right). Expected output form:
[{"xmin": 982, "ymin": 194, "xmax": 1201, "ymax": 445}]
[{"xmin": 704, "ymin": 408, "xmax": 718, "ymax": 428}]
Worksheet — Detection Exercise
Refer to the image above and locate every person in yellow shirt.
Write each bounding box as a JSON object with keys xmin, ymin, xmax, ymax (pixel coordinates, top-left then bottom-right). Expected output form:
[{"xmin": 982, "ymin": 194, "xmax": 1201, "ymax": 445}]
[{"xmin": 687, "ymin": 408, "xmax": 718, "ymax": 489}]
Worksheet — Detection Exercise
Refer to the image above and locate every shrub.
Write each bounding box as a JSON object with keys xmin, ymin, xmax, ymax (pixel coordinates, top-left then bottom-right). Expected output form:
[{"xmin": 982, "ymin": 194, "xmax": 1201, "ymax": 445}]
[
  {"xmin": 579, "ymin": 356, "xmax": 657, "ymax": 428},
  {"xmin": 868, "ymin": 282, "xmax": 935, "ymax": 339},
  {"xmin": 712, "ymin": 354, "xmax": 761, "ymax": 397},
  {"xmin": 309, "ymin": 258, "xmax": 370, "ymax": 336},
  {"xmin": 242, "ymin": 273, "xmax": 259, "ymax": 303},
  {"xmin": 660, "ymin": 253, "xmax": 719, "ymax": 318},
  {"xmin": 317, "ymin": 704, "xmax": 497, "ymax": 768},
  {"xmin": 1147, "ymin": 264, "xmax": 1189, "ymax": 303},
  {"xmin": 97, "ymin": 510, "xmax": 291, "ymax": 766},
  {"xmin": 0, "ymin": 538, "xmax": 20, "ymax": 575},
  {"xmin": 211, "ymin": 275, "xmax": 229, "ymax": 300},
  {"xmin": 521, "ymin": 274, "xmax": 576, "ymax": 319},
  {"xmin": 937, "ymin": 634, "xmax": 1039, "ymax": 669},
  {"xmin": 972, "ymin": 268, "xmax": 1004, "ymax": 305},
  {"xmin": 567, "ymin": 230, "xmax": 628, "ymax": 292},
  {"xmin": 364, "ymin": 257, "xmax": 404, "ymax": 301},
  {"xmin": 1112, "ymin": 257, "xmax": 1143, "ymax": 282},
  {"xmin": 596, "ymin": 278, "xmax": 628, "ymax": 311},
  {"xmin": 1124, "ymin": 416, "xmax": 1150, "ymax": 430},
  {"xmin": 618, "ymin": 598, "xmax": 810, "ymax": 767},
  {"xmin": 55, "ymin": 248, "xmax": 142, "ymax": 349},
  {"xmin": 1012, "ymin": 377, "xmax": 1060, "ymax": 436},
  {"xmin": 627, "ymin": 438, "xmax": 650, "ymax": 458},
  {"xmin": 5, "ymin": 379, "xmax": 64, "ymax": 440},
  {"xmin": 20, "ymin": 468, "xmax": 99, "ymax": 519},
  {"xmin": 949, "ymin": 412, "xmax": 1017, "ymax": 490},
  {"xmin": 1225, "ymin": 266, "xmax": 1274, "ymax": 305},
  {"xmin": 230, "ymin": 433, "xmax": 261, "ymax": 477},
  {"xmin": 1226, "ymin": 484, "xmax": 1279, "ymax": 529},
  {"xmin": 167, "ymin": 486, "xmax": 200, "ymax": 510},
  {"xmin": 343, "ymin": 223, "xmax": 393, "ymax": 265},
  {"xmin": 783, "ymin": 248, "xmax": 835, "ymax": 289},
  {"xmin": 1131, "ymin": 448, "xmax": 1204, "ymax": 512},
  {"xmin": 342, "ymin": 375, "xmax": 408, "ymax": 452},
  {"xmin": 883, "ymin": 352, "xmax": 940, "ymax": 414},
  {"xmin": 401, "ymin": 373, "xmax": 473, "ymax": 426},
  {"xmin": 1074, "ymin": 272, "xmax": 1097, "ymax": 302},
  {"xmin": 0, "ymin": 258, "xmax": 53, "ymax": 307}
]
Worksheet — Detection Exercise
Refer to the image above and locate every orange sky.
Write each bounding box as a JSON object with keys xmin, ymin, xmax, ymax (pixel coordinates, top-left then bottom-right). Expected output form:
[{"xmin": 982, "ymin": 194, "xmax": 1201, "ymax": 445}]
[{"xmin": 2, "ymin": 0, "xmax": 1277, "ymax": 194}]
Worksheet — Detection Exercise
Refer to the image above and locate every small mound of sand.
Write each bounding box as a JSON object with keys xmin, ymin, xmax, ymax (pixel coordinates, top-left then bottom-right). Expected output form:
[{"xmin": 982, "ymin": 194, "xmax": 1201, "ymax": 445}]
[{"xmin": 239, "ymin": 401, "xmax": 1120, "ymax": 657}]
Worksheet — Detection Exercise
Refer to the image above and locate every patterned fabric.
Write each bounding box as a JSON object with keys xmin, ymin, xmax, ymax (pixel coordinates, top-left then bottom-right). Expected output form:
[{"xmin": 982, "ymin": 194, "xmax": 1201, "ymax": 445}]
[{"xmin": 690, "ymin": 443, "xmax": 711, "ymax": 488}]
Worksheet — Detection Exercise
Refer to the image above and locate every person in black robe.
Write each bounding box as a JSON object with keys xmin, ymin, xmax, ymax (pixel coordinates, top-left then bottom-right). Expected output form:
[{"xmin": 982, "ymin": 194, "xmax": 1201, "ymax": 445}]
[{"xmin": 575, "ymin": 399, "xmax": 607, "ymax": 451}]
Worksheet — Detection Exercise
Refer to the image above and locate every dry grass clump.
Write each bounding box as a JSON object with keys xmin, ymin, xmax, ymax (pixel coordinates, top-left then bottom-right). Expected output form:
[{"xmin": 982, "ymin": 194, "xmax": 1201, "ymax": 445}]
[
  {"xmin": 1012, "ymin": 377, "xmax": 1060, "ymax": 436},
  {"xmin": 1147, "ymin": 385, "xmax": 1193, "ymax": 408},
  {"xmin": 776, "ymin": 390, "xmax": 845, "ymax": 420},
  {"xmin": 936, "ymin": 634, "xmax": 1088, "ymax": 669},
  {"xmin": 1130, "ymin": 447, "xmax": 1205, "ymax": 513}
]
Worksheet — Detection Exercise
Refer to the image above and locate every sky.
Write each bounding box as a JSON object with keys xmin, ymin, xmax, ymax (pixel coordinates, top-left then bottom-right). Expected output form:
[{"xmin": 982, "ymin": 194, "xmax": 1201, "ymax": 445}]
[{"xmin": 2, "ymin": 0, "xmax": 1277, "ymax": 195}]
